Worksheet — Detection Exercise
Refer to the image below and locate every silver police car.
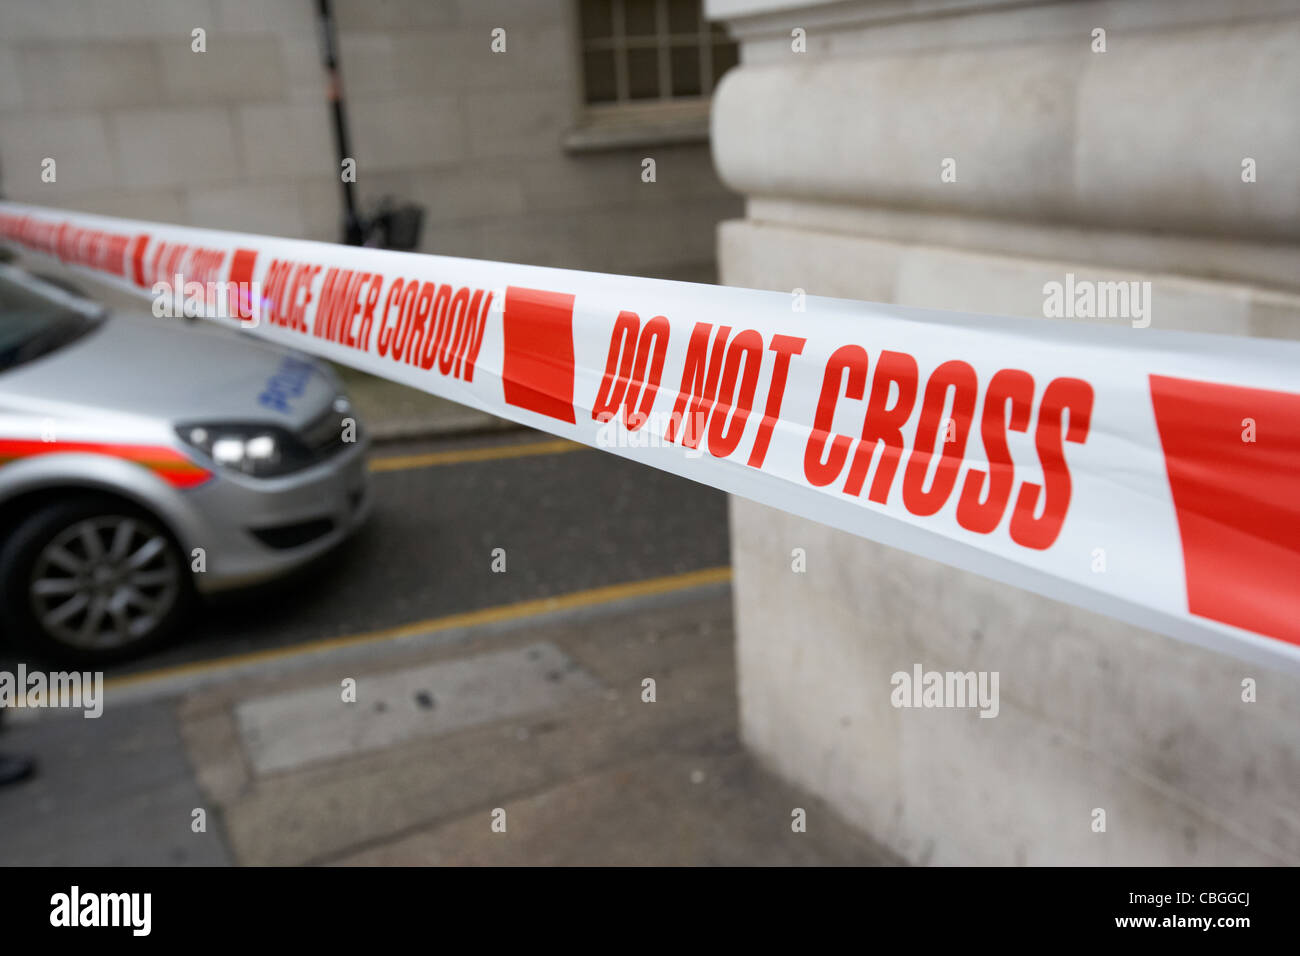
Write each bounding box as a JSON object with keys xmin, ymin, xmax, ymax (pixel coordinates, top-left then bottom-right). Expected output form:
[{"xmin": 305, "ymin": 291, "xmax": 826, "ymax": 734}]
[{"xmin": 0, "ymin": 264, "xmax": 371, "ymax": 664}]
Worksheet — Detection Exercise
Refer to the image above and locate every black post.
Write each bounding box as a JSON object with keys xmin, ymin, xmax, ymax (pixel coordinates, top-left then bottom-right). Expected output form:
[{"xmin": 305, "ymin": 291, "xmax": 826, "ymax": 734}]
[{"xmin": 316, "ymin": 0, "xmax": 365, "ymax": 245}]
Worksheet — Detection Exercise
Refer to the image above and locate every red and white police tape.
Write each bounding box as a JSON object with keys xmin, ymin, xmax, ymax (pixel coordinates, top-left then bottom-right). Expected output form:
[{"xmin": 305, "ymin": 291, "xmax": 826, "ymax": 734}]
[{"xmin": 2, "ymin": 200, "xmax": 1297, "ymax": 672}]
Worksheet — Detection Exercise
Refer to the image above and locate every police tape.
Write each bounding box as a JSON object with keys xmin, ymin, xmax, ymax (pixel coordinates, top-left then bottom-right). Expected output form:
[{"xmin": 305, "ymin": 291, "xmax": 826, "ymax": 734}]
[{"xmin": 1, "ymin": 200, "xmax": 1297, "ymax": 672}]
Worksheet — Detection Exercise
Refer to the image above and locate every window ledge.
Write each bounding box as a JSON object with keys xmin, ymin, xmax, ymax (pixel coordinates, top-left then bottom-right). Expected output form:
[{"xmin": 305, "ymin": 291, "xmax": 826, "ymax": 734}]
[{"xmin": 563, "ymin": 100, "xmax": 712, "ymax": 153}]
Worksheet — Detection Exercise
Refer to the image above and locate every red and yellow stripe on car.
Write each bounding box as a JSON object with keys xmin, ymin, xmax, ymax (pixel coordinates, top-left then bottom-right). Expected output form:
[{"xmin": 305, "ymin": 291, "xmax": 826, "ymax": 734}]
[{"xmin": 0, "ymin": 439, "xmax": 211, "ymax": 488}]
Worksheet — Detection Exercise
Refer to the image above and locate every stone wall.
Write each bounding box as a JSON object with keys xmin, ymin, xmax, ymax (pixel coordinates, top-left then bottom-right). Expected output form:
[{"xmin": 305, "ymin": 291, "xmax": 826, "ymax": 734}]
[
  {"xmin": 709, "ymin": 0, "xmax": 1300, "ymax": 864},
  {"xmin": 0, "ymin": 0, "xmax": 740, "ymax": 280}
]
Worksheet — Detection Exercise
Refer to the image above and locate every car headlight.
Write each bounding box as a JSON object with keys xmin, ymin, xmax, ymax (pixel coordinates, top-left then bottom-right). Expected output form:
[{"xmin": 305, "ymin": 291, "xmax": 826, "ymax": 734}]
[{"xmin": 175, "ymin": 423, "xmax": 314, "ymax": 478}]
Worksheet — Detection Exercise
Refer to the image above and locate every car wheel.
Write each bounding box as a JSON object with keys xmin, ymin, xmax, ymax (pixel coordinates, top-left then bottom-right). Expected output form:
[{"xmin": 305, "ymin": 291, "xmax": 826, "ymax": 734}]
[{"xmin": 0, "ymin": 497, "xmax": 190, "ymax": 665}]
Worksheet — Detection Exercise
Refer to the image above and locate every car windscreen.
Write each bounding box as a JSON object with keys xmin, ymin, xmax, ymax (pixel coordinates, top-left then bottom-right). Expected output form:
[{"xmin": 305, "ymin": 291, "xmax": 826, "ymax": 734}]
[{"xmin": 0, "ymin": 266, "xmax": 104, "ymax": 373}]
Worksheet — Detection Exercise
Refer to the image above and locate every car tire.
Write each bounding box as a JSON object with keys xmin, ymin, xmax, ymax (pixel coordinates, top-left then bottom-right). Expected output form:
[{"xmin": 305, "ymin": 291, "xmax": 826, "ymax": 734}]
[{"xmin": 0, "ymin": 496, "xmax": 191, "ymax": 666}]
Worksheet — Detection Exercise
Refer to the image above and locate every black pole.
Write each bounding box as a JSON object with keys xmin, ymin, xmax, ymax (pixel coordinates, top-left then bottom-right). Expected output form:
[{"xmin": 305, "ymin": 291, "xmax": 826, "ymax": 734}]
[{"xmin": 316, "ymin": 0, "xmax": 365, "ymax": 245}]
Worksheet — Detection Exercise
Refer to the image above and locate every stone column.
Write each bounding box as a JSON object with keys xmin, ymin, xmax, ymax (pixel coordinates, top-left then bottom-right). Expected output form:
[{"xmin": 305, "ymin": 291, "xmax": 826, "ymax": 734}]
[{"xmin": 708, "ymin": 0, "xmax": 1300, "ymax": 864}]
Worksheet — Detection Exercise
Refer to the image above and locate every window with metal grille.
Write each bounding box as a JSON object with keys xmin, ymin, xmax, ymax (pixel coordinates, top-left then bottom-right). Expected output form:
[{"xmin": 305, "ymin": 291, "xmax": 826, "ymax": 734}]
[{"xmin": 578, "ymin": 0, "xmax": 739, "ymax": 106}]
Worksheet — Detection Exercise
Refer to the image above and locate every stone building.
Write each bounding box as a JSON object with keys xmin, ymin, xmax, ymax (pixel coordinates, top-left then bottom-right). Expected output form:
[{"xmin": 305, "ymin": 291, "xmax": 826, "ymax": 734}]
[
  {"xmin": 0, "ymin": 0, "xmax": 740, "ymax": 282},
  {"xmin": 709, "ymin": 0, "xmax": 1300, "ymax": 864}
]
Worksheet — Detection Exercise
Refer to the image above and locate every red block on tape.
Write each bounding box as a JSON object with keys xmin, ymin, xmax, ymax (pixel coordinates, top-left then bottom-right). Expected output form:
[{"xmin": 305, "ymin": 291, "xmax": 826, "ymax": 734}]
[
  {"xmin": 129, "ymin": 233, "xmax": 151, "ymax": 288},
  {"xmin": 502, "ymin": 286, "xmax": 577, "ymax": 424},
  {"xmin": 1150, "ymin": 374, "xmax": 1300, "ymax": 646},
  {"xmin": 227, "ymin": 247, "xmax": 259, "ymax": 321}
]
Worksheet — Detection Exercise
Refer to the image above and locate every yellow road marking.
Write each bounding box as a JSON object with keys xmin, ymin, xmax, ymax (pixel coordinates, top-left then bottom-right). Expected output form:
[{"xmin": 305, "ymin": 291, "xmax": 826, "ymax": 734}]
[
  {"xmin": 369, "ymin": 438, "xmax": 582, "ymax": 472},
  {"xmin": 104, "ymin": 565, "xmax": 732, "ymax": 692}
]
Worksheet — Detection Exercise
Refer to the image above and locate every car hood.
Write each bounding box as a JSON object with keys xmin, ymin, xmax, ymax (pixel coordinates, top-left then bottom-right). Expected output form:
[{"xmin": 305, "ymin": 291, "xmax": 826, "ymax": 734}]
[{"xmin": 1, "ymin": 312, "xmax": 340, "ymax": 430}]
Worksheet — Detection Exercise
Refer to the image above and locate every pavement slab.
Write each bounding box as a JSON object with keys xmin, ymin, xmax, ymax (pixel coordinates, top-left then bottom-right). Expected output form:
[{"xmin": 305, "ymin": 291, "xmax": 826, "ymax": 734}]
[
  {"xmin": 235, "ymin": 641, "xmax": 603, "ymax": 774},
  {"xmin": 333, "ymin": 751, "xmax": 897, "ymax": 866},
  {"xmin": 172, "ymin": 590, "xmax": 899, "ymax": 866}
]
